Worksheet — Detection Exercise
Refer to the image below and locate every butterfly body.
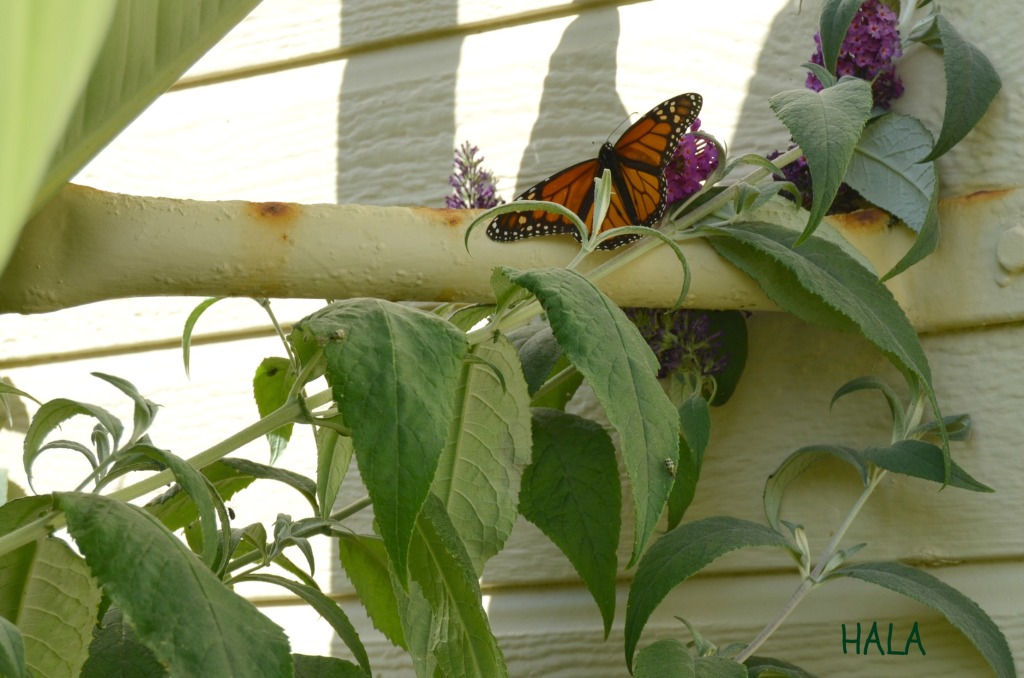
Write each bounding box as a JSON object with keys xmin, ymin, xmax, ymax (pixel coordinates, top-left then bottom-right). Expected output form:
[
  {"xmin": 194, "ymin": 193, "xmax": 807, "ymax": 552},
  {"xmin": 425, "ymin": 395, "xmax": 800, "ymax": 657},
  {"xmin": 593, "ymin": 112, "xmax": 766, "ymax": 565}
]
[{"xmin": 487, "ymin": 93, "xmax": 702, "ymax": 250}]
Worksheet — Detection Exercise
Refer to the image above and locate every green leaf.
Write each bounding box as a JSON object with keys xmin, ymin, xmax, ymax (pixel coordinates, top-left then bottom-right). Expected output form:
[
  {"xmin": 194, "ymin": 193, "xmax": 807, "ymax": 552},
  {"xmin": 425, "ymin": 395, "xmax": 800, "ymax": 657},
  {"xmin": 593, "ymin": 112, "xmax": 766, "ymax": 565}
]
[
  {"xmin": 769, "ymin": 78, "xmax": 874, "ymax": 241},
  {"xmin": 133, "ymin": 445, "xmax": 228, "ymax": 570},
  {"xmin": 445, "ymin": 304, "xmax": 494, "ymax": 333},
  {"xmin": 253, "ymin": 357, "xmax": 297, "ymax": 464},
  {"xmin": 499, "ymin": 267, "xmax": 678, "ymax": 567},
  {"xmin": 292, "ymin": 654, "xmax": 368, "ymax": 678},
  {"xmin": 238, "ymin": 574, "xmax": 370, "ymax": 676},
  {"xmin": 55, "ymin": 492, "xmax": 292, "ymax": 677},
  {"xmin": 706, "ymin": 311, "xmax": 747, "ymax": 406},
  {"xmin": 396, "ymin": 495, "xmax": 507, "ymax": 677},
  {"xmin": 862, "ymin": 440, "xmax": 993, "ymax": 492},
  {"xmin": 694, "ymin": 656, "xmax": 747, "ymax": 677},
  {"xmin": 520, "ymin": 408, "xmax": 620, "ymax": 637},
  {"xmin": 0, "ymin": 615, "xmax": 28, "ymax": 678},
  {"xmin": 817, "ymin": 0, "xmax": 864, "ymax": 74},
  {"xmin": 845, "ymin": 115, "xmax": 936, "ymax": 220},
  {"xmin": 843, "ymin": 113, "xmax": 939, "ymax": 279},
  {"xmin": 433, "ymin": 335, "xmax": 532, "ymax": 574},
  {"xmin": 24, "ymin": 398, "xmax": 124, "ymax": 487},
  {"xmin": 315, "ymin": 420, "xmax": 354, "ymax": 520},
  {"xmin": 290, "ymin": 299, "xmax": 467, "ymax": 583},
  {"xmin": 634, "ymin": 638, "xmax": 694, "ymax": 677},
  {"xmin": 831, "ymin": 376, "xmax": 906, "ymax": 439},
  {"xmin": 834, "ymin": 562, "xmax": 1014, "ymax": 678},
  {"xmin": 918, "ymin": 14, "xmax": 1002, "ymax": 162},
  {"xmin": 667, "ymin": 395, "xmax": 711, "ymax": 530},
  {"xmin": 0, "ymin": 0, "xmax": 116, "ymax": 270},
  {"xmin": 744, "ymin": 655, "xmax": 819, "ymax": 677},
  {"xmin": 505, "ymin": 322, "xmax": 562, "ymax": 397},
  {"xmin": 337, "ymin": 534, "xmax": 406, "ymax": 650},
  {"xmin": 704, "ymin": 222, "xmax": 934, "ymax": 401},
  {"xmin": 182, "ymin": 298, "xmax": 224, "ymax": 378},
  {"xmin": 81, "ymin": 607, "xmax": 167, "ymax": 678},
  {"xmin": 91, "ymin": 373, "xmax": 160, "ymax": 448},
  {"xmin": 625, "ymin": 517, "xmax": 794, "ymax": 671},
  {"xmin": 33, "ymin": 0, "xmax": 263, "ymax": 215},
  {"xmin": 145, "ymin": 460, "xmax": 254, "ymax": 532},
  {"xmin": 0, "ymin": 537, "xmax": 102, "ymax": 678},
  {"xmin": 764, "ymin": 445, "xmax": 868, "ymax": 533},
  {"xmin": 220, "ymin": 457, "xmax": 320, "ymax": 515}
]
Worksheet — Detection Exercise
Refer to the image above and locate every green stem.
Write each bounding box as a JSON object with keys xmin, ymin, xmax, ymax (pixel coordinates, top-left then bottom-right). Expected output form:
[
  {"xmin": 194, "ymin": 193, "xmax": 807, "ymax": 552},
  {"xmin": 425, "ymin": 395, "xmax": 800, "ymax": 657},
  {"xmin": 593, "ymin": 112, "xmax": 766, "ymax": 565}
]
[{"xmin": 735, "ymin": 469, "xmax": 886, "ymax": 662}]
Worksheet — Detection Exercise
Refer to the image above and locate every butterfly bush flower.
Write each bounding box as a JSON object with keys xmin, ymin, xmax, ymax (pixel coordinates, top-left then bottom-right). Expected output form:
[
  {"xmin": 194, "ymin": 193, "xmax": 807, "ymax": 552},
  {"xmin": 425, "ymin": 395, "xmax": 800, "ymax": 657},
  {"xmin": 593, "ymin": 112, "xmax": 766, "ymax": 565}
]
[
  {"xmin": 624, "ymin": 307, "xmax": 728, "ymax": 381},
  {"xmin": 446, "ymin": 142, "xmax": 504, "ymax": 210},
  {"xmin": 665, "ymin": 119, "xmax": 719, "ymax": 205},
  {"xmin": 805, "ymin": 0, "xmax": 904, "ymax": 109}
]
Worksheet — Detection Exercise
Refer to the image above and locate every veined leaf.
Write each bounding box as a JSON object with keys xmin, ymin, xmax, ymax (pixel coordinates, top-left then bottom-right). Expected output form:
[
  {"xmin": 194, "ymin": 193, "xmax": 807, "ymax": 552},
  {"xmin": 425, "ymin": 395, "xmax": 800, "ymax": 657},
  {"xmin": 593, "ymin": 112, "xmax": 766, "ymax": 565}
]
[
  {"xmin": 290, "ymin": 299, "xmax": 467, "ymax": 583},
  {"xmin": 0, "ymin": 615, "xmax": 28, "ymax": 678},
  {"xmin": 625, "ymin": 517, "xmax": 794, "ymax": 671},
  {"xmin": 0, "ymin": 536, "xmax": 101, "ymax": 678},
  {"xmin": 844, "ymin": 113, "xmax": 938, "ymax": 279},
  {"xmin": 769, "ymin": 78, "xmax": 873, "ymax": 242},
  {"xmin": 498, "ymin": 267, "xmax": 678, "ymax": 567},
  {"xmin": 395, "ymin": 495, "xmax": 507, "ymax": 677},
  {"xmin": 520, "ymin": 408, "xmax": 620, "ymax": 636},
  {"xmin": 433, "ymin": 335, "xmax": 532, "ymax": 575},
  {"xmin": 292, "ymin": 654, "xmax": 367, "ymax": 677},
  {"xmin": 55, "ymin": 492, "xmax": 292, "ymax": 677}
]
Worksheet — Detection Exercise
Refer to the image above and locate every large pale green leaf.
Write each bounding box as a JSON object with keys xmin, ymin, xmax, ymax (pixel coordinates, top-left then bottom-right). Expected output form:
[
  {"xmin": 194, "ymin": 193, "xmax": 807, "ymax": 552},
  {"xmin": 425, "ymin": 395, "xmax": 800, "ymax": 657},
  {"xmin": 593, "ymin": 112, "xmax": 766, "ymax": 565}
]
[
  {"xmin": 35, "ymin": 0, "xmax": 262, "ymax": 213},
  {"xmin": 625, "ymin": 517, "xmax": 794, "ymax": 671},
  {"xmin": 769, "ymin": 78, "xmax": 873, "ymax": 242},
  {"xmin": 0, "ymin": 536, "xmax": 101, "ymax": 678},
  {"xmin": 834, "ymin": 562, "xmax": 1014, "ymax": 678},
  {"xmin": 520, "ymin": 408, "xmax": 620, "ymax": 636},
  {"xmin": 499, "ymin": 267, "xmax": 678, "ymax": 567},
  {"xmin": 395, "ymin": 495, "xmax": 507, "ymax": 677},
  {"xmin": 55, "ymin": 492, "xmax": 292, "ymax": 677},
  {"xmin": 290, "ymin": 299, "xmax": 467, "ymax": 583},
  {"xmin": 433, "ymin": 335, "xmax": 532, "ymax": 575},
  {"xmin": 844, "ymin": 113, "xmax": 938, "ymax": 280},
  {"xmin": 0, "ymin": 1, "xmax": 116, "ymax": 270}
]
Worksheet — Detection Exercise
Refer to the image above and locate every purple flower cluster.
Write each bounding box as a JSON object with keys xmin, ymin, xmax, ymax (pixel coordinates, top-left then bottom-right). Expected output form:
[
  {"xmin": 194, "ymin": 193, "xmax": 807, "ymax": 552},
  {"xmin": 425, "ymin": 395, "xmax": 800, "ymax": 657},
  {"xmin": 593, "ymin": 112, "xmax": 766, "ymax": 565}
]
[
  {"xmin": 806, "ymin": 0, "xmax": 904, "ymax": 109},
  {"xmin": 665, "ymin": 119, "xmax": 719, "ymax": 205},
  {"xmin": 624, "ymin": 307, "xmax": 728, "ymax": 380},
  {"xmin": 446, "ymin": 142, "xmax": 504, "ymax": 210}
]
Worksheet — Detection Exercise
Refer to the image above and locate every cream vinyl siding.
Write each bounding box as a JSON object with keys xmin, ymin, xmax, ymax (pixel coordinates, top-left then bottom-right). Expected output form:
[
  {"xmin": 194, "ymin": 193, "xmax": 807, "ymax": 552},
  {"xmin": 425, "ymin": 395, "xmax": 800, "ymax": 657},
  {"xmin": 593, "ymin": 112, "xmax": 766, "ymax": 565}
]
[{"xmin": 2, "ymin": 0, "xmax": 1022, "ymax": 675}]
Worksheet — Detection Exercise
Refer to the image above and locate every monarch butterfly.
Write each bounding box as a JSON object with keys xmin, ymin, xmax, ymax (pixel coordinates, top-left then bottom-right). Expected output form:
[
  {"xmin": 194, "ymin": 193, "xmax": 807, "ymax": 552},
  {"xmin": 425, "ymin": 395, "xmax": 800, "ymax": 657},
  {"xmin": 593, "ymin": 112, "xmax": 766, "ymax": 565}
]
[{"xmin": 486, "ymin": 92, "xmax": 702, "ymax": 250}]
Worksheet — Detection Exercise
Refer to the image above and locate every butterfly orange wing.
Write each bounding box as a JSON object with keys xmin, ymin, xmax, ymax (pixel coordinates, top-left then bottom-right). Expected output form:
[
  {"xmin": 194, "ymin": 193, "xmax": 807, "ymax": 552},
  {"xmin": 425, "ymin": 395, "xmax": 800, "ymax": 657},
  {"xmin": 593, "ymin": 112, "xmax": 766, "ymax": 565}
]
[{"xmin": 487, "ymin": 93, "xmax": 702, "ymax": 249}]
